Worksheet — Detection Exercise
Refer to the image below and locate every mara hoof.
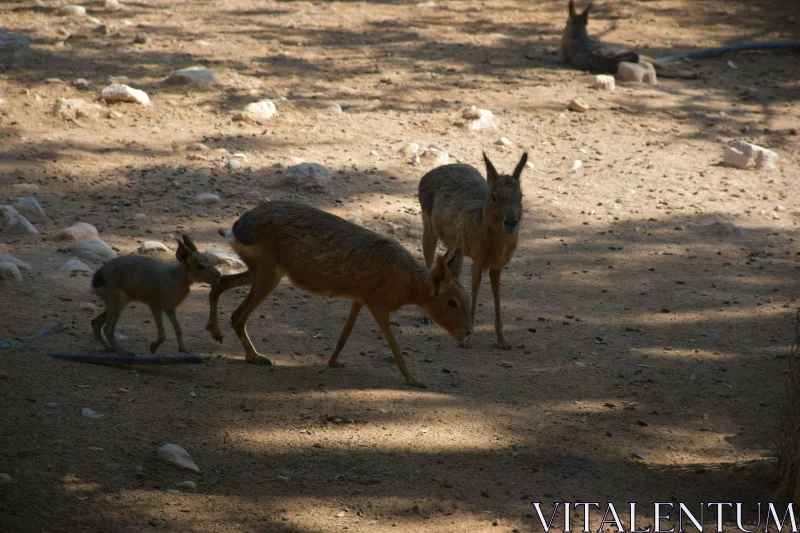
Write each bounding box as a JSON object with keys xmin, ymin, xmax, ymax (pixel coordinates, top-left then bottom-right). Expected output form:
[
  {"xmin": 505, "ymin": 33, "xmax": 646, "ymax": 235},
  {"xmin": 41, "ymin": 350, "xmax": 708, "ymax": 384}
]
[
  {"xmin": 406, "ymin": 378, "xmax": 428, "ymax": 389},
  {"xmin": 246, "ymin": 353, "xmax": 273, "ymax": 366}
]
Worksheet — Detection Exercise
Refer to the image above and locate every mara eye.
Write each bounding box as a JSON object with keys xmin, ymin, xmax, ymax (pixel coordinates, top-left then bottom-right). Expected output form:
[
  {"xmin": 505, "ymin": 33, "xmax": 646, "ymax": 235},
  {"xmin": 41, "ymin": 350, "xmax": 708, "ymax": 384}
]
[
  {"xmin": 447, "ymin": 298, "xmax": 458, "ymax": 309},
  {"xmin": 491, "ymin": 193, "xmax": 497, "ymax": 202},
  {"xmin": 197, "ymin": 264, "xmax": 206, "ymax": 270}
]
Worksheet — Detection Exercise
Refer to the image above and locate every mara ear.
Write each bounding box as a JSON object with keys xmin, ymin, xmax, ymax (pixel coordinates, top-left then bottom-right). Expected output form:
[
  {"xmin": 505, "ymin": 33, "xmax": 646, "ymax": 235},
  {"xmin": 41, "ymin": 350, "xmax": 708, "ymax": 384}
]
[
  {"xmin": 568, "ymin": 0, "xmax": 576, "ymax": 19},
  {"xmin": 446, "ymin": 248, "xmax": 464, "ymax": 278},
  {"xmin": 428, "ymin": 255, "xmax": 453, "ymax": 297},
  {"xmin": 182, "ymin": 234, "xmax": 198, "ymax": 252},
  {"xmin": 483, "ymin": 152, "xmax": 499, "ymax": 187},
  {"xmin": 512, "ymin": 152, "xmax": 528, "ymax": 181},
  {"xmin": 582, "ymin": 2, "xmax": 592, "ymax": 17},
  {"xmin": 176, "ymin": 239, "xmax": 190, "ymax": 264}
]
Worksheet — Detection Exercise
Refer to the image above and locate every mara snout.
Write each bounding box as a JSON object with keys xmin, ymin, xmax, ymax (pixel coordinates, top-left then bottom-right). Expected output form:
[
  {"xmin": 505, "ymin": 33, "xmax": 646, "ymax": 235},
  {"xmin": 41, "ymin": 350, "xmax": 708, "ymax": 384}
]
[{"xmin": 205, "ymin": 200, "xmax": 472, "ymax": 388}]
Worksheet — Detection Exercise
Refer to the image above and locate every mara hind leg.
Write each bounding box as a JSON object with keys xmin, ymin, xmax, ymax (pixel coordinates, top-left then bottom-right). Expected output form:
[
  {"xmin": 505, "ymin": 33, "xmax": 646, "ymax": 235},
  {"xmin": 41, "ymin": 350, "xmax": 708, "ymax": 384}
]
[
  {"xmin": 206, "ymin": 271, "xmax": 252, "ymax": 342},
  {"xmin": 231, "ymin": 261, "xmax": 284, "ymax": 365},
  {"xmin": 104, "ymin": 291, "xmax": 134, "ymax": 357},
  {"xmin": 91, "ymin": 310, "xmax": 113, "ymax": 351}
]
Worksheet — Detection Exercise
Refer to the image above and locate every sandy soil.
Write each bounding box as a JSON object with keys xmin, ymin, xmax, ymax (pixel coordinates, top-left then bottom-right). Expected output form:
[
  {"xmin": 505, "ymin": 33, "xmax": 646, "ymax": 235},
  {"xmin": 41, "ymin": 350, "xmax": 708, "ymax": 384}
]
[{"xmin": 1, "ymin": 0, "xmax": 800, "ymax": 531}]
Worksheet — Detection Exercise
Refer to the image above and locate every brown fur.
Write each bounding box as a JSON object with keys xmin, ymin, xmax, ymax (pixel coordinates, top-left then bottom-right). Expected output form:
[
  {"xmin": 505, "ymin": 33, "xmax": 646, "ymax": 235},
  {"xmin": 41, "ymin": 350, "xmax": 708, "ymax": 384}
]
[
  {"xmin": 205, "ymin": 201, "xmax": 472, "ymax": 388},
  {"xmin": 560, "ymin": 0, "xmax": 640, "ymax": 74},
  {"xmin": 418, "ymin": 152, "xmax": 528, "ymax": 350},
  {"xmin": 90, "ymin": 235, "xmax": 221, "ymax": 356}
]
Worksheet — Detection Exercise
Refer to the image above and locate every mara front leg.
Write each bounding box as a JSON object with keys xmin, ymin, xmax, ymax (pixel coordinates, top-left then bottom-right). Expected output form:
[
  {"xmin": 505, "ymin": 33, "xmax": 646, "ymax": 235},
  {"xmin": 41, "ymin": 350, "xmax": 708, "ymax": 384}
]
[
  {"xmin": 462, "ymin": 261, "xmax": 483, "ymax": 349},
  {"xmin": 368, "ymin": 305, "xmax": 426, "ymax": 388},
  {"xmin": 489, "ymin": 268, "xmax": 511, "ymax": 350}
]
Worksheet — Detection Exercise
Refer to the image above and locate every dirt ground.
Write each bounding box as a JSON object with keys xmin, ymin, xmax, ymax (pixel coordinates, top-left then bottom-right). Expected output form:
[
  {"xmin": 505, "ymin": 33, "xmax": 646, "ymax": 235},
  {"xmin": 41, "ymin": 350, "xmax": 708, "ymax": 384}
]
[{"xmin": 1, "ymin": 0, "xmax": 800, "ymax": 531}]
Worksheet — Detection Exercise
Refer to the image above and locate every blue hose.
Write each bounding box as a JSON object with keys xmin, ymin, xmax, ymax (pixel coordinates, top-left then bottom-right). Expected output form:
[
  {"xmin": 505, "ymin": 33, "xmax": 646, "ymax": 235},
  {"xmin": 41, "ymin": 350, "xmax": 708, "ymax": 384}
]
[{"xmin": 655, "ymin": 42, "xmax": 800, "ymax": 65}]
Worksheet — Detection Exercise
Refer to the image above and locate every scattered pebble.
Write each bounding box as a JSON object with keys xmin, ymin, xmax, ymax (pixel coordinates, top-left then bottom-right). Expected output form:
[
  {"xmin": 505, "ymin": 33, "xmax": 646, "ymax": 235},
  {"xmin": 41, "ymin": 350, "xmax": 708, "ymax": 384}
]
[
  {"xmin": 593, "ymin": 74, "xmax": 615, "ymax": 91},
  {"xmin": 407, "ymin": 228, "xmax": 423, "ymax": 239},
  {"xmin": 79, "ymin": 302, "xmax": 99, "ymax": 313},
  {"xmin": 0, "ymin": 261, "xmax": 23, "ymax": 282},
  {"xmin": 571, "ymin": 160, "xmax": 582, "ymax": 172},
  {"xmin": 186, "ymin": 142, "xmax": 208, "ymax": 152},
  {"xmin": 53, "ymin": 98, "xmax": 102, "ymax": 121},
  {"xmin": 204, "ymin": 248, "xmax": 245, "ymax": 269},
  {"xmin": 399, "ymin": 143, "xmax": 419, "ymax": 156},
  {"xmin": 103, "ymin": 0, "xmax": 121, "ymax": 10},
  {"xmin": 194, "ymin": 193, "xmax": 220, "ymax": 205},
  {"xmin": 57, "ymin": 5, "xmax": 87, "ymax": 17},
  {"xmin": 495, "ymin": 137, "xmax": 512, "ymax": 146},
  {"xmin": 81, "ymin": 407, "xmax": 105, "ymax": 419},
  {"xmin": 177, "ymin": 480, "xmax": 197, "ymax": 492},
  {"xmin": 133, "ymin": 213, "xmax": 147, "ymax": 220},
  {"xmin": 59, "ymin": 258, "xmax": 93, "ymax": 274},
  {"xmin": 421, "ymin": 148, "xmax": 449, "ymax": 166},
  {"xmin": 157, "ymin": 443, "xmax": 200, "ymax": 472},
  {"xmin": 138, "ymin": 241, "xmax": 168, "ymax": 254},
  {"xmin": 282, "ymin": 163, "xmax": 331, "ymax": 189},
  {"xmin": 71, "ymin": 237, "xmax": 117, "ymax": 262},
  {"xmin": 227, "ymin": 159, "xmax": 243, "ymax": 170},
  {"xmin": 102, "ymin": 84, "xmax": 150, "ymax": 106},
  {"xmin": 233, "ymin": 100, "xmax": 276, "ymax": 123},
  {"xmin": 327, "ymin": 103, "xmax": 342, "ymax": 113},
  {"xmin": 165, "ymin": 66, "xmax": 220, "ymax": 87},
  {"xmin": 46, "ymin": 402, "xmax": 59, "ymax": 408},
  {"xmin": 568, "ymin": 97, "xmax": 589, "ymax": 113},
  {"xmin": 723, "ymin": 141, "xmax": 777, "ymax": 170},
  {"xmin": 133, "ymin": 32, "xmax": 152, "ymax": 44},
  {"xmin": 52, "ymin": 222, "xmax": 98, "ymax": 242},
  {"xmin": 462, "ymin": 106, "xmax": 497, "ymax": 131},
  {"xmin": 349, "ymin": 217, "xmax": 363, "ymax": 226}
]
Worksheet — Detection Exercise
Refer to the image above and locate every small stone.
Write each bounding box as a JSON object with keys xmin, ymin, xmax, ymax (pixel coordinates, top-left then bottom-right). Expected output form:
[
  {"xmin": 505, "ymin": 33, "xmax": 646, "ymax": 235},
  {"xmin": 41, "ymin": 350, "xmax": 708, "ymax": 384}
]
[
  {"xmin": 15, "ymin": 197, "xmax": 46, "ymax": 221},
  {"xmin": 0, "ymin": 252, "xmax": 30, "ymax": 271},
  {"xmin": 81, "ymin": 407, "xmax": 105, "ymax": 419},
  {"xmin": 568, "ymin": 98, "xmax": 589, "ymax": 113},
  {"xmin": 0, "ymin": 473, "xmax": 12, "ymax": 486},
  {"xmin": 53, "ymin": 98, "xmax": 102, "ymax": 121},
  {"xmin": 407, "ymin": 228, "xmax": 423, "ymax": 239},
  {"xmin": 571, "ymin": 160, "xmax": 582, "ymax": 172},
  {"xmin": 71, "ymin": 237, "xmax": 117, "ymax": 262},
  {"xmin": 92, "ymin": 24, "xmax": 110, "ymax": 35},
  {"xmin": 133, "ymin": 32, "xmax": 152, "ymax": 44},
  {"xmin": 52, "ymin": 222, "xmax": 98, "ymax": 242},
  {"xmin": 399, "ymin": 143, "xmax": 419, "ymax": 156},
  {"xmin": 186, "ymin": 142, "xmax": 208, "ymax": 152},
  {"xmin": 12, "ymin": 183, "xmax": 39, "ymax": 194},
  {"xmin": 593, "ymin": 74, "xmax": 615, "ymax": 91},
  {"xmin": 138, "ymin": 241, "xmax": 168, "ymax": 254},
  {"xmin": 204, "ymin": 248, "xmax": 245, "ymax": 269},
  {"xmin": 410, "ymin": 154, "xmax": 421, "ymax": 166},
  {"xmin": 462, "ymin": 106, "xmax": 497, "ymax": 131},
  {"xmin": 227, "ymin": 159, "xmax": 243, "ymax": 170},
  {"xmin": 349, "ymin": 217, "xmax": 363, "ymax": 226},
  {"xmin": 495, "ymin": 137, "xmax": 512, "ymax": 146},
  {"xmin": 177, "ymin": 480, "xmax": 197, "ymax": 492},
  {"xmin": 102, "ymin": 84, "xmax": 150, "ymax": 106},
  {"xmin": 74, "ymin": 78, "xmax": 91, "ymax": 89},
  {"xmin": 134, "ymin": 213, "xmax": 147, "ymax": 220},
  {"xmin": 103, "ymin": 0, "xmax": 121, "ymax": 10},
  {"xmin": 422, "ymin": 148, "xmax": 449, "ymax": 166},
  {"xmin": 0, "ymin": 205, "xmax": 19, "ymax": 221},
  {"xmin": 282, "ymin": 163, "xmax": 331, "ymax": 189},
  {"xmin": 194, "ymin": 193, "xmax": 220, "ymax": 205},
  {"xmin": 728, "ymin": 141, "xmax": 777, "ymax": 170},
  {"xmin": 60, "ymin": 258, "xmax": 93, "ymax": 274},
  {"xmin": 46, "ymin": 402, "xmax": 59, "ymax": 408},
  {"xmin": 233, "ymin": 100, "xmax": 276, "ymax": 122},
  {"xmin": 327, "ymin": 103, "xmax": 342, "ymax": 113},
  {"xmin": 58, "ymin": 5, "xmax": 87, "ymax": 17},
  {"xmin": 166, "ymin": 66, "xmax": 221, "ymax": 87},
  {"xmin": 0, "ymin": 262, "xmax": 22, "ymax": 282},
  {"xmin": 640, "ymin": 62, "xmax": 658, "ymax": 85},
  {"xmin": 157, "ymin": 443, "xmax": 200, "ymax": 473},
  {"xmin": 4, "ymin": 216, "xmax": 38, "ymax": 236},
  {"xmin": 617, "ymin": 62, "xmax": 646, "ymax": 83},
  {"xmin": 723, "ymin": 146, "xmax": 751, "ymax": 169},
  {"xmin": 105, "ymin": 75, "xmax": 130, "ymax": 85},
  {"xmin": 79, "ymin": 302, "xmax": 99, "ymax": 313}
]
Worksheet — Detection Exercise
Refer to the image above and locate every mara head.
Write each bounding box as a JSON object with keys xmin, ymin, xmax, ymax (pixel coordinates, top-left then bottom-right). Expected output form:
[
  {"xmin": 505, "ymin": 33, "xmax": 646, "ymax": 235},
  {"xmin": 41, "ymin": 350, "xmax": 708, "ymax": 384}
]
[
  {"xmin": 176, "ymin": 234, "xmax": 221, "ymax": 286},
  {"xmin": 484, "ymin": 152, "xmax": 527, "ymax": 236},
  {"xmin": 423, "ymin": 252, "xmax": 472, "ymax": 342},
  {"xmin": 566, "ymin": 0, "xmax": 592, "ymax": 30}
]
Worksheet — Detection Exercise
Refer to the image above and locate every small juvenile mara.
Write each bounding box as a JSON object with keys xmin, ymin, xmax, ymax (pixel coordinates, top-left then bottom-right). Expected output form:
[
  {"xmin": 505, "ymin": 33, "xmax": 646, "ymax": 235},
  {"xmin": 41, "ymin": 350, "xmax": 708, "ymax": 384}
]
[
  {"xmin": 205, "ymin": 201, "xmax": 472, "ymax": 388},
  {"xmin": 90, "ymin": 235, "xmax": 220, "ymax": 356},
  {"xmin": 418, "ymin": 152, "xmax": 528, "ymax": 350}
]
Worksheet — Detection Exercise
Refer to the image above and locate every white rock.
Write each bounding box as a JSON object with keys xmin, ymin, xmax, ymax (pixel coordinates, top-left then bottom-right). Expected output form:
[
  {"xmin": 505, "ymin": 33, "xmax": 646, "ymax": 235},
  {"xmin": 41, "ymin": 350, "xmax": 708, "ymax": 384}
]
[
  {"xmin": 4, "ymin": 216, "xmax": 38, "ymax": 236},
  {"xmin": 204, "ymin": 248, "xmax": 245, "ymax": 269},
  {"xmin": 15, "ymin": 197, "xmax": 46, "ymax": 221},
  {"xmin": 348, "ymin": 217, "xmax": 363, "ymax": 226},
  {"xmin": 282, "ymin": 163, "xmax": 331, "ymax": 189},
  {"xmin": 103, "ymin": 0, "xmax": 121, "ymax": 11},
  {"xmin": 327, "ymin": 103, "xmax": 342, "ymax": 113},
  {"xmin": 138, "ymin": 241, "xmax": 168, "ymax": 254},
  {"xmin": 165, "ymin": 66, "xmax": 221, "ymax": 87},
  {"xmin": 58, "ymin": 5, "xmax": 87, "ymax": 17},
  {"xmin": 0, "ymin": 251, "xmax": 30, "ymax": 271},
  {"xmin": 407, "ymin": 228, "xmax": 423, "ymax": 239},
  {"xmin": 399, "ymin": 143, "xmax": 419, "ymax": 156},
  {"xmin": 571, "ymin": 160, "xmax": 583, "ymax": 172},
  {"xmin": 495, "ymin": 137, "xmax": 512, "ymax": 146},
  {"xmin": 194, "ymin": 193, "xmax": 220, "ymax": 205},
  {"xmin": 722, "ymin": 146, "xmax": 751, "ymax": 169},
  {"xmin": 617, "ymin": 62, "xmax": 645, "ymax": 82},
  {"xmin": 227, "ymin": 159, "xmax": 243, "ymax": 170},
  {"xmin": 410, "ymin": 154, "xmax": 421, "ymax": 166},
  {"xmin": 231, "ymin": 152, "xmax": 247, "ymax": 159},
  {"xmin": 641, "ymin": 62, "xmax": 658, "ymax": 85},
  {"xmin": 728, "ymin": 141, "xmax": 777, "ymax": 170},
  {"xmin": 79, "ymin": 301, "xmax": 99, "ymax": 313},
  {"xmin": 593, "ymin": 74, "xmax": 615, "ymax": 91},
  {"xmin": 422, "ymin": 148, "xmax": 449, "ymax": 166},
  {"xmin": 0, "ymin": 262, "xmax": 22, "ymax": 282},
  {"xmin": 71, "ymin": 237, "xmax": 117, "ymax": 262},
  {"xmin": 157, "ymin": 443, "xmax": 200, "ymax": 472},
  {"xmin": 60, "ymin": 258, "xmax": 93, "ymax": 274},
  {"xmin": 102, "ymin": 84, "xmax": 150, "ymax": 106},
  {"xmin": 81, "ymin": 407, "xmax": 105, "ymax": 419},
  {"xmin": 186, "ymin": 142, "xmax": 208, "ymax": 152},
  {"xmin": 233, "ymin": 100, "xmax": 276, "ymax": 122},
  {"xmin": 52, "ymin": 222, "xmax": 98, "ymax": 242},
  {"xmin": 177, "ymin": 480, "xmax": 197, "ymax": 492},
  {"xmin": 133, "ymin": 213, "xmax": 147, "ymax": 220},
  {"xmin": 53, "ymin": 98, "xmax": 102, "ymax": 121},
  {"xmin": 568, "ymin": 98, "xmax": 589, "ymax": 113},
  {"xmin": 0, "ymin": 473, "xmax": 11, "ymax": 485},
  {"xmin": 0, "ymin": 205, "xmax": 18, "ymax": 221},
  {"xmin": 462, "ymin": 106, "xmax": 497, "ymax": 131}
]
